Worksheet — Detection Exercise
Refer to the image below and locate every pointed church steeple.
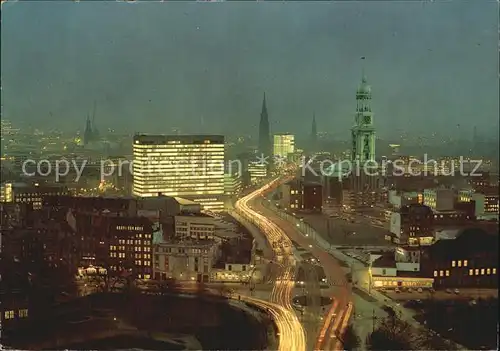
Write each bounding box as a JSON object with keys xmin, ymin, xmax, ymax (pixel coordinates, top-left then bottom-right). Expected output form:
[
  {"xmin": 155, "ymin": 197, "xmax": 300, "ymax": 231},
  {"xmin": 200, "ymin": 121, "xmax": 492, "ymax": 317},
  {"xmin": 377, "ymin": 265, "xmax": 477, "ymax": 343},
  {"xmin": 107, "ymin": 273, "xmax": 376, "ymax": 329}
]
[
  {"xmin": 258, "ymin": 92, "xmax": 271, "ymax": 157},
  {"xmin": 261, "ymin": 93, "xmax": 268, "ymax": 122},
  {"xmin": 311, "ymin": 112, "xmax": 317, "ymax": 142},
  {"xmin": 83, "ymin": 114, "xmax": 93, "ymax": 146}
]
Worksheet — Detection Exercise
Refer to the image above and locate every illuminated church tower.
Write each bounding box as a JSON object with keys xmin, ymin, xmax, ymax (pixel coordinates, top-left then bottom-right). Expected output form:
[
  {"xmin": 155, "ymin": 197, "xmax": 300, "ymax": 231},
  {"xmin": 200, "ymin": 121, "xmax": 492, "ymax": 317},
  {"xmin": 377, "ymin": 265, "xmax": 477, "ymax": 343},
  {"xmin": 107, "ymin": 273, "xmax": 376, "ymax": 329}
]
[{"xmin": 351, "ymin": 74, "xmax": 376, "ymax": 162}]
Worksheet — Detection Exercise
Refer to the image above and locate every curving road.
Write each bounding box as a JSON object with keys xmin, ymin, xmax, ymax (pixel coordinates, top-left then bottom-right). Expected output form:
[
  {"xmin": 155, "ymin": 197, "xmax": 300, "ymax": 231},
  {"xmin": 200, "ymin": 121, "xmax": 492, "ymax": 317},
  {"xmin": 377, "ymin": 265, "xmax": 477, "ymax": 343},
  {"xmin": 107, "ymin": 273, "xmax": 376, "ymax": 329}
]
[
  {"xmin": 254, "ymin": 177, "xmax": 354, "ymax": 351},
  {"xmin": 235, "ymin": 179, "xmax": 306, "ymax": 351}
]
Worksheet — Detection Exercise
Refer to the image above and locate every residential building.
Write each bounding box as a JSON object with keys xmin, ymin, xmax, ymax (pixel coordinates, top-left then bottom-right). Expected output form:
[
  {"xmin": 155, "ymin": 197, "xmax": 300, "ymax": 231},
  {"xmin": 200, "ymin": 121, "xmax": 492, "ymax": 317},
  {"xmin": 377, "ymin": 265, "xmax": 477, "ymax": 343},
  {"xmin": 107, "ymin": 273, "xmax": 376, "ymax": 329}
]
[
  {"xmin": 280, "ymin": 179, "xmax": 322, "ymax": 212},
  {"xmin": 132, "ymin": 134, "xmax": 225, "ymax": 211},
  {"xmin": 389, "ymin": 204, "xmax": 434, "ymax": 246},
  {"xmin": 0, "ymin": 182, "xmax": 69, "ymax": 209}
]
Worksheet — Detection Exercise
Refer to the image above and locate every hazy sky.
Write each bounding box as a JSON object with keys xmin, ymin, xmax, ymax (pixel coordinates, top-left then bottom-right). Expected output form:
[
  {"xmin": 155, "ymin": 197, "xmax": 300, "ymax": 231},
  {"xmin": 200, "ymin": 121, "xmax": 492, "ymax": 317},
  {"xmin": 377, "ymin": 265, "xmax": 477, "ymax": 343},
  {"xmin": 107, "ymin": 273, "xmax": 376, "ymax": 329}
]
[{"xmin": 2, "ymin": 1, "xmax": 498, "ymax": 139}]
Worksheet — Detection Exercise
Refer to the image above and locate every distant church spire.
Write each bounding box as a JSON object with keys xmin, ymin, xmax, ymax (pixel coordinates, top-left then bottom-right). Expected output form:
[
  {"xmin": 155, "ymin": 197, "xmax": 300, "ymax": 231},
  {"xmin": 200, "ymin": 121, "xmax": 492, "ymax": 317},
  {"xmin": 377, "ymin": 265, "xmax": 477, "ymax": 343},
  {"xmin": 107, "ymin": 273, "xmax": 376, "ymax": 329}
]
[
  {"xmin": 311, "ymin": 112, "xmax": 317, "ymax": 141},
  {"xmin": 258, "ymin": 92, "xmax": 271, "ymax": 157},
  {"xmin": 83, "ymin": 114, "xmax": 93, "ymax": 146}
]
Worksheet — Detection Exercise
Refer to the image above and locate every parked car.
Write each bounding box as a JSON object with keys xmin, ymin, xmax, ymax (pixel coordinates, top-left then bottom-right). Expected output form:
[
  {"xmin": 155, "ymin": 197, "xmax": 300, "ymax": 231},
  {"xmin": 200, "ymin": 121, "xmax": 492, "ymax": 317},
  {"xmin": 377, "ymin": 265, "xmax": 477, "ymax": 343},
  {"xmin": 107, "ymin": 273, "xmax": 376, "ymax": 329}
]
[
  {"xmin": 445, "ymin": 288, "xmax": 452, "ymax": 294},
  {"xmin": 454, "ymin": 288, "xmax": 460, "ymax": 295},
  {"xmin": 417, "ymin": 288, "xmax": 423, "ymax": 293}
]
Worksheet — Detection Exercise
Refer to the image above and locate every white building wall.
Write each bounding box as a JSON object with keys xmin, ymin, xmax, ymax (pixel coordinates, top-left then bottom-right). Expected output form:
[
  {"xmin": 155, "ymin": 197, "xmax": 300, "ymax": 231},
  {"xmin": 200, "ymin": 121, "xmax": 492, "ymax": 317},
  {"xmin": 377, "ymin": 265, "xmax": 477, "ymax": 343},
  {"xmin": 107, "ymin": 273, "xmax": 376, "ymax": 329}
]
[
  {"xmin": 153, "ymin": 242, "xmax": 219, "ymax": 281},
  {"xmin": 174, "ymin": 215, "xmax": 216, "ymax": 240},
  {"xmin": 389, "ymin": 212, "xmax": 401, "ymax": 239},
  {"xmin": 396, "ymin": 262, "xmax": 420, "ymax": 272},
  {"xmin": 371, "ymin": 267, "xmax": 397, "ymax": 277}
]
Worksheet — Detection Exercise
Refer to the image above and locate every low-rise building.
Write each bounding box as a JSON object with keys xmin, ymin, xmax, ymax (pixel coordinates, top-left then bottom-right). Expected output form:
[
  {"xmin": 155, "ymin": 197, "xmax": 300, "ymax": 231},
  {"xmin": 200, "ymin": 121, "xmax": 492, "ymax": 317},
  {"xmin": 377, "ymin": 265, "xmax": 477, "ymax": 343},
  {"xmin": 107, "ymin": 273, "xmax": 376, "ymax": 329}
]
[
  {"xmin": 389, "ymin": 204, "xmax": 434, "ymax": 246},
  {"xmin": 174, "ymin": 213, "xmax": 217, "ymax": 241},
  {"xmin": 423, "ymin": 188, "xmax": 455, "ymax": 212},
  {"xmin": 421, "ymin": 228, "xmax": 498, "ymax": 289},
  {"xmin": 153, "ymin": 240, "xmax": 219, "ymax": 282},
  {"xmin": 0, "ymin": 182, "xmax": 69, "ymax": 209}
]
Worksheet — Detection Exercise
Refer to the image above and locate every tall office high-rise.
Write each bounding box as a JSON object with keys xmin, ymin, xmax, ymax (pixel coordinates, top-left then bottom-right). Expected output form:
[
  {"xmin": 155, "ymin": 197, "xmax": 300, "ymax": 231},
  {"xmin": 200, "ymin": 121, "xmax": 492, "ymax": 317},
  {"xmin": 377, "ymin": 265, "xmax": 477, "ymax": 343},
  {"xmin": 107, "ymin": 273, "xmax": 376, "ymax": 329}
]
[
  {"xmin": 273, "ymin": 133, "xmax": 295, "ymax": 159},
  {"xmin": 133, "ymin": 134, "xmax": 225, "ymax": 211},
  {"xmin": 258, "ymin": 93, "xmax": 271, "ymax": 157}
]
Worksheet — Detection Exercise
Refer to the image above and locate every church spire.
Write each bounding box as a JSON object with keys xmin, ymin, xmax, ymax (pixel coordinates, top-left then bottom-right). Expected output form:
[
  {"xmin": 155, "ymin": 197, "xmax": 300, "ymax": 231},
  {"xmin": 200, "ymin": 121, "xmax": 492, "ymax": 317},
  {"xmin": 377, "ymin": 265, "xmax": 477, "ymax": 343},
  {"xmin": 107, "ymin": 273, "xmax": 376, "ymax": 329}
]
[
  {"xmin": 258, "ymin": 92, "xmax": 271, "ymax": 157},
  {"xmin": 83, "ymin": 114, "xmax": 93, "ymax": 146},
  {"xmin": 261, "ymin": 93, "xmax": 268, "ymax": 122}
]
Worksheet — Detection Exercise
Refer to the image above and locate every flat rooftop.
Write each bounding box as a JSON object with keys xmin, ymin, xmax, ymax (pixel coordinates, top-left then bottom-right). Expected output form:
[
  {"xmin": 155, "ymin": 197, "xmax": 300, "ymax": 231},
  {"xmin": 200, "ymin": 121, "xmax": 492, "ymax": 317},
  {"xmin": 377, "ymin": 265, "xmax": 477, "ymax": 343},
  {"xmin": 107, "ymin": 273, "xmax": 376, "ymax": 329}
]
[{"xmin": 174, "ymin": 197, "xmax": 199, "ymax": 206}]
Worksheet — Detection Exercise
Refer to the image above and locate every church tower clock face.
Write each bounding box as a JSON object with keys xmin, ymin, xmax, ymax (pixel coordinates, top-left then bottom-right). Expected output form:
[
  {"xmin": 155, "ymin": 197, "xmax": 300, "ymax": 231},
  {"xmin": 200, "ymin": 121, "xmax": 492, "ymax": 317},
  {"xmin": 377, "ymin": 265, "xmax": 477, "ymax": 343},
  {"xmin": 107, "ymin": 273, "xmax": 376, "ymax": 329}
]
[{"xmin": 363, "ymin": 115, "xmax": 371, "ymax": 124}]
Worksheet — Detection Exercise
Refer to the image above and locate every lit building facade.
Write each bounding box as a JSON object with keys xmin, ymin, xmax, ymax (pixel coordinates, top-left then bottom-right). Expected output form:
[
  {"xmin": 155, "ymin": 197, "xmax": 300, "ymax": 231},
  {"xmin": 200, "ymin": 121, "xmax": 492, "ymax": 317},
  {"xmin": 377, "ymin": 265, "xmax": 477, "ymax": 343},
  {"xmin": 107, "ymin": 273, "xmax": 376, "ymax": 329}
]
[
  {"xmin": 0, "ymin": 182, "xmax": 69, "ymax": 209},
  {"xmin": 224, "ymin": 171, "xmax": 242, "ymax": 197},
  {"xmin": 389, "ymin": 204, "xmax": 434, "ymax": 246},
  {"xmin": 273, "ymin": 133, "xmax": 295, "ymax": 159},
  {"xmin": 281, "ymin": 179, "xmax": 322, "ymax": 212},
  {"xmin": 247, "ymin": 161, "xmax": 267, "ymax": 183},
  {"xmin": 109, "ymin": 220, "xmax": 153, "ymax": 280},
  {"xmin": 153, "ymin": 240, "xmax": 219, "ymax": 282},
  {"xmin": 421, "ymin": 228, "xmax": 498, "ymax": 288},
  {"xmin": 459, "ymin": 188, "xmax": 499, "ymax": 220},
  {"xmin": 133, "ymin": 134, "xmax": 225, "ymax": 211},
  {"xmin": 174, "ymin": 214, "xmax": 216, "ymax": 241},
  {"xmin": 423, "ymin": 188, "xmax": 455, "ymax": 211}
]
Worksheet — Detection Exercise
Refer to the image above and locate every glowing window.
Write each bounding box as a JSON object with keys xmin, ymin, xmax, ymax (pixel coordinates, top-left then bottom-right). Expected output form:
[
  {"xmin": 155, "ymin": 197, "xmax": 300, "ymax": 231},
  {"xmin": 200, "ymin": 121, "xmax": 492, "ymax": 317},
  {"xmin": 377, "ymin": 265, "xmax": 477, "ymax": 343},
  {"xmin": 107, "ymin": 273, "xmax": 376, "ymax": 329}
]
[
  {"xmin": 493, "ymin": 268, "xmax": 497, "ymax": 274},
  {"xmin": 463, "ymin": 260, "xmax": 468, "ymax": 267},
  {"xmin": 487, "ymin": 269, "xmax": 491, "ymax": 274},
  {"xmin": 451, "ymin": 261, "xmax": 456, "ymax": 267},
  {"xmin": 439, "ymin": 270, "xmax": 443, "ymax": 277},
  {"xmin": 481, "ymin": 269, "xmax": 485, "ymax": 275},
  {"xmin": 469, "ymin": 269, "xmax": 473, "ymax": 276},
  {"xmin": 475, "ymin": 269, "xmax": 479, "ymax": 275},
  {"xmin": 445, "ymin": 270, "xmax": 450, "ymax": 277},
  {"xmin": 458, "ymin": 260, "xmax": 462, "ymax": 267}
]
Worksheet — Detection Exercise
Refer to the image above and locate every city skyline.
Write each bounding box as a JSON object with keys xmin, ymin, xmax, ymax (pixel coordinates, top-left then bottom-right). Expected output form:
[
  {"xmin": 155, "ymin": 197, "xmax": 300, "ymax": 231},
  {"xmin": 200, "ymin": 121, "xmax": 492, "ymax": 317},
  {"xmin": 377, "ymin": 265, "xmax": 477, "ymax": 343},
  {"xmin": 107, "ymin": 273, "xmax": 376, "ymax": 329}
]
[{"xmin": 2, "ymin": 1, "xmax": 498, "ymax": 138}]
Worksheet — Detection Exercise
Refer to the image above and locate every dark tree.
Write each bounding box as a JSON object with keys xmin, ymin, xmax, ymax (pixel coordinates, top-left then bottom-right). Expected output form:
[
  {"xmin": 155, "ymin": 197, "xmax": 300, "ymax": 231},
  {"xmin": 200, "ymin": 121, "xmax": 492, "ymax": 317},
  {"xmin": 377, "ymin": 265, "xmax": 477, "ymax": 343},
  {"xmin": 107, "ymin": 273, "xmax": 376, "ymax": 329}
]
[
  {"xmin": 366, "ymin": 314, "xmax": 423, "ymax": 350},
  {"xmin": 341, "ymin": 324, "xmax": 361, "ymax": 351}
]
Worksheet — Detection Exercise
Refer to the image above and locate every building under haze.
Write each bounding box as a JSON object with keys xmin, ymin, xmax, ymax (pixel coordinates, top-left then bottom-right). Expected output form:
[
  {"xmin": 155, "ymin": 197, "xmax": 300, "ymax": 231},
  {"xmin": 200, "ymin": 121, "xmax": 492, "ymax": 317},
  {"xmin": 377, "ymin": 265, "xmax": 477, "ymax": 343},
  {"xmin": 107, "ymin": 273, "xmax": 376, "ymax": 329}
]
[
  {"xmin": 351, "ymin": 75, "xmax": 376, "ymax": 162},
  {"xmin": 258, "ymin": 93, "xmax": 271, "ymax": 159},
  {"xmin": 273, "ymin": 133, "xmax": 295, "ymax": 160},
  {"xmin": 132, "ymin": 134, "xmax": 225, "ymax": 211},
  {"xmin": 342, "ymin": 74, "xmax": 379, "ymax": 210}
]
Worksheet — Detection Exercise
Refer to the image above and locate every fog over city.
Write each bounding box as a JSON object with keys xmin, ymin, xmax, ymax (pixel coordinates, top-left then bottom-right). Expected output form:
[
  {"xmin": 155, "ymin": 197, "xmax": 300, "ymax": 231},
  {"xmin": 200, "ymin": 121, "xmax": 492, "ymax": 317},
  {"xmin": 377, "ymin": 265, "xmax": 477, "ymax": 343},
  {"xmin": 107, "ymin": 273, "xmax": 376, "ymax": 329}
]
[{"xmin": 2, "ymin": 1, "xmax": 498, "ymax": 138}]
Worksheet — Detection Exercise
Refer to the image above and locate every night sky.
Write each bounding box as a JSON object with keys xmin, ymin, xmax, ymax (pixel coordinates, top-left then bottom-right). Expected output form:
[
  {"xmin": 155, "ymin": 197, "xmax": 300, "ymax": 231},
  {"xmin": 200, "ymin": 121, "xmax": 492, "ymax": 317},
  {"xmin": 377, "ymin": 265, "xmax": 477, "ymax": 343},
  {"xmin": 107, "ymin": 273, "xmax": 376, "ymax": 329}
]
[{"xmin": 1, "ymin": 1, "xmax": 498, "ymax": 138}]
